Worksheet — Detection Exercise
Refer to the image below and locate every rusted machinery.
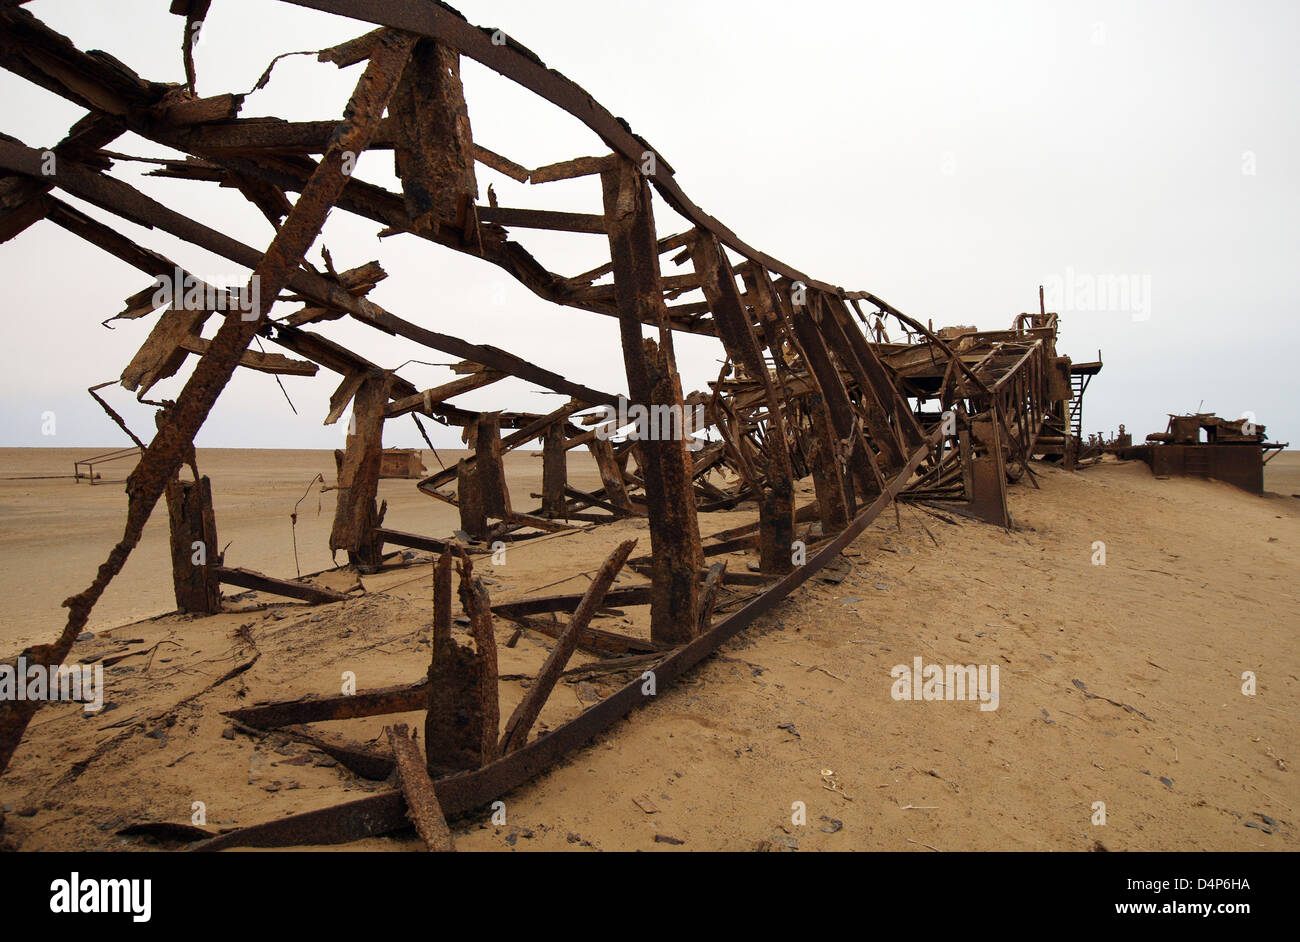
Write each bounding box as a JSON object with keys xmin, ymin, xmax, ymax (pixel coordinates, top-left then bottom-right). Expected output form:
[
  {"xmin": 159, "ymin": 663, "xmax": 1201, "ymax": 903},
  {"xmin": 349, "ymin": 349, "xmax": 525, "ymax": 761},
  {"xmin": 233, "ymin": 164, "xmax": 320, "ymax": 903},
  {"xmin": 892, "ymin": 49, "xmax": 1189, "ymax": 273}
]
[
  {"xmin": 0, "ymin": 1, "xmax": 1102, "ymax": 848},
  {"xmin": 1116, "ymin": 413, "xmax": 1286, "ymax": 494},
  {"xmin": 377, "ymin": 449, "xmax": 428, "ymax": 480}
]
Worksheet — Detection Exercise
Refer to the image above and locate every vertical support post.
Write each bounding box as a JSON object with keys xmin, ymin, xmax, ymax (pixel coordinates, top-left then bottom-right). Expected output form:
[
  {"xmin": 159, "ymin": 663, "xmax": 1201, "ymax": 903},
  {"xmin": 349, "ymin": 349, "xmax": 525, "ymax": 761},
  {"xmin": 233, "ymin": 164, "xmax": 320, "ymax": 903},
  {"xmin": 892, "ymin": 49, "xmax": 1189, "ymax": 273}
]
[
  {"xmin": 968, "ymin": 418, "xmax": 1012, "ymax": 528},
  {"xmin": 424, "ymin": 549, "xmax": 498, "ymax": 772},
  {"xmin": 600, "ymin": 157, "xmax": 702, "ymax": 645},
  {"xmin": 456, "ymin": 457, "xmax": 487, "ymax": 540},
  {"xmin": 164, "ymin": 473, "xmax": 220, "ymax": 614},
  {"xmin": 426, "ymin": 549, "xmax": 478, "ymax": 773},
  {"xmin": 458, "ymin": 552, "xmax": 499, "ymax": 764},
  {"xmin": 743, "ymin": 268, "xmax": 850, "ymax": 535},
  {"xmin": 958, "ymin": 422, "xmax": 974, "ymax": 501},
  {"xmin": 691, "ymin": 232, "xmax": 793, "ymax": 573},
  {"xmin": 807, "ymin": 393, "xmax": 851, "ymax": 534},
  {"xmin": 541, "ymin": 422, "xmax": 568, "ymax": 518},
  {"xmin": 783, "ymin": 290, "xmax": 873, "ymax": 504},
  {"xmin": 588, "ymin": 437, "xmax": 634, "ymax": 512},
  {"xmin": 474, "ymin": 413, "xmax": 511, "ymax": 519},
  {"xmin": 330, "ymin": 373, "xmax": 390, "ymax": 566}
]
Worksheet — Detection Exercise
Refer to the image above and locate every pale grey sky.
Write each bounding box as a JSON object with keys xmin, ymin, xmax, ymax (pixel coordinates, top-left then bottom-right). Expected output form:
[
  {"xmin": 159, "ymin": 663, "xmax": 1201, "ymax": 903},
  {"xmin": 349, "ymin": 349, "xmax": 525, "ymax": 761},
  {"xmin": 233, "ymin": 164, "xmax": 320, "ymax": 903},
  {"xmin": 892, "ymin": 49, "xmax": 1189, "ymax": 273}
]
[{"xmin": 1, "ymin": 0, "xmax": 1296, "ymax": 450}]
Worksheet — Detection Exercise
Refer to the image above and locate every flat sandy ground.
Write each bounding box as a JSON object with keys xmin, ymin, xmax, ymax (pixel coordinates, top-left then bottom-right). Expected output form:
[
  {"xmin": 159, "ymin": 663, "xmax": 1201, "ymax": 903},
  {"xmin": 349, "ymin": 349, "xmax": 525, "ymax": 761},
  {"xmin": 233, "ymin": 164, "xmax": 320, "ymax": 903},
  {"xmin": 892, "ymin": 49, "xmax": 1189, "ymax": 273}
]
[
  {"xmin": 0, "ymin": 447, "xmax": 586, "ymax": 649},
  {"xmin": 0, "ymin": 449, "xmax": 1296, "ymax": 851}
]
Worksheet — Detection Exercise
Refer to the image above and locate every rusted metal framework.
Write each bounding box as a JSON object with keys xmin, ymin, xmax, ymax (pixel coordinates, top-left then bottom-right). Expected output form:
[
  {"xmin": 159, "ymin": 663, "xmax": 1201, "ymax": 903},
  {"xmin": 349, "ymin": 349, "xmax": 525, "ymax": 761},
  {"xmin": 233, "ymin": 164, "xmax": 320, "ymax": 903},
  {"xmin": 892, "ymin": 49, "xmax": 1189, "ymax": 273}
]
[
  {"xmin": 1114, "ymin": 413, "xmax": 1287, "ymax": 495},
  {"xmin": 0, "ymin": 1, "xmax": 1099, "ymax": 849}
]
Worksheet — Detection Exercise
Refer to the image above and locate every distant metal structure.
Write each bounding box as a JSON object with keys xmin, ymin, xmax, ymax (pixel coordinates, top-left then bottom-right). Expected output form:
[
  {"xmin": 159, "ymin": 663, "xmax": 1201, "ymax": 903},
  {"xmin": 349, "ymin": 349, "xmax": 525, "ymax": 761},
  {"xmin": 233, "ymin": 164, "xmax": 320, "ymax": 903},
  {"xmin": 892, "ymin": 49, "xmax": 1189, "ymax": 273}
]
[
  {"xmin": 0, "ymin": 1, "xmax": 1101, "ymax": 846},
  {"xmin": 1116, "ymin": 414, "xmax": 1287, "ymax": 494},
  {"xmin": 73, "ymin": 446, "xmax": 142, "ymax": 485}
]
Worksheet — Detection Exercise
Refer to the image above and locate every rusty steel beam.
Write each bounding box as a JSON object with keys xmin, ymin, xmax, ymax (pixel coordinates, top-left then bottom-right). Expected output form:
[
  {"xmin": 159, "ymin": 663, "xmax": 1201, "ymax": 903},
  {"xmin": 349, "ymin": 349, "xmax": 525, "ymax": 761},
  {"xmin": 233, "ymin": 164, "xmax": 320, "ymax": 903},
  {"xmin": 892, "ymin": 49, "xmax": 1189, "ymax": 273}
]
[
  {"xmin": 691, "ymin": 232, "xmax": 794, "ymax": 574},
  {"xmin": 499, "ymin": 539, "xmax": 636, "ymax": 754},
  {"xmin": 224, "ymin": 680, "xmax": 432, "ymax": 729},
  {"xmin": 600, "ymin": 157, "xmax": 702, "ymax": 645},
  {"xmin": 0, "ymin": 29, "xmax": 417, "ymax": 775},
  {"xmin": 386, "ymin": 723, "xmax": 456, "ymax": 852}
]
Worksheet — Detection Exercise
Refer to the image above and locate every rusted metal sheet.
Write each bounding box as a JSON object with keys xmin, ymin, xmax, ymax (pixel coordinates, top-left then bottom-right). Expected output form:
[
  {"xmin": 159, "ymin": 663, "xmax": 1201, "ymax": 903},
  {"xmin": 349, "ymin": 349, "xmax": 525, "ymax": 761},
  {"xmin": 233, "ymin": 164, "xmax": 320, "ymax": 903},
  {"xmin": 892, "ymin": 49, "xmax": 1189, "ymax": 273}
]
[
  {"xmin": 1145, "ymin": 443, "xmax": 1266, "ymax": 494},
  {"xmin": 389, "ymin": 36, "xmax": 476, "ymax": 235}
]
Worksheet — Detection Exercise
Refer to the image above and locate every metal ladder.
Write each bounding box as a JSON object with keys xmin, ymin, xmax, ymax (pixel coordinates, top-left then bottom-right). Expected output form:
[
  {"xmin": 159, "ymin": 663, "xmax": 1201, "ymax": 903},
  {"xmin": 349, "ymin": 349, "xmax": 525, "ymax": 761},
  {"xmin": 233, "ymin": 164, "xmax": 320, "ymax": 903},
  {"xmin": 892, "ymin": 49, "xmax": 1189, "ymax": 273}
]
[{"xmin": 1070, "ymin": 373, "xmax": 1086, "ymax": 442}]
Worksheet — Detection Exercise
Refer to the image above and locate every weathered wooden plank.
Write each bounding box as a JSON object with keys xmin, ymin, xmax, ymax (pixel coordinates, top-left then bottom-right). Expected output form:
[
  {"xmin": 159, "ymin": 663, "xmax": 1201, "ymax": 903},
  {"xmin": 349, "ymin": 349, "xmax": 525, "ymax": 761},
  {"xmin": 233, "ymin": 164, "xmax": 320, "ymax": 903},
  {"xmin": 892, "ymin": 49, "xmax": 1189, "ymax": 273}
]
[
  {"xmin": 374, "ymin": 527, "xmax": 455, "ymax": 555},
  {"xmin": 162, "ymin": 92, "xmax": 244, "ymax": 126},
  {"xmin": 498, "ymin": 510, "xmax": 573, "ymax": 534},
  {"xmin": 0, "ymin": 114, "xmax": 124, "ymax": 243},
  {"xmin": 587, "ymin": 437, "xmax": 633, "ymax": 512},
  {"xmin": 324, "ymin": 370, "xmax": 366, "ymax": 426},
  {"xmin": 498, "ymin": 612, "xmax": 662, "ymax": 658},
  {"xmin": 491, "ymin": 585, "xmax": 653, "ymax": 619},
  {"xmin": 696, "ymin": 561, "xmax": 726, "ymax": 633},
  {"xmin": 472, "ymin": 143, "xmax": 530, "ymax": 183},
  {"xmin": 120, "ymin": 306, "xmax": 207, "ymax": 395},
  {"xmin": 317, "ymin": 28, "xmax": 385, "ymax": 68},
  {"xmin": 225, "ymin": 680, "xmax": 431, "ymax": 729},
  {"xmin": 528, "ymin": 154, "xmax": 613, "ymax": 184},
  {"xmin": 692, "ymin": 232, "xmax": 794, "ymax": 574}
]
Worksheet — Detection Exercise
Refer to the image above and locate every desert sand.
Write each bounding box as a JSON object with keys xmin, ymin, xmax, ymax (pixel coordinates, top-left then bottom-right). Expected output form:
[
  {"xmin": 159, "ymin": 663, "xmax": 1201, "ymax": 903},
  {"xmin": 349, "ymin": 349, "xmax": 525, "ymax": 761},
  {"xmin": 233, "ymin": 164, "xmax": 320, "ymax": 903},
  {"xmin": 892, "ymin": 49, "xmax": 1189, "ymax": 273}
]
[{"xmin": 0, "ymin": 449, "xmax": 1296, "ymax": 851}]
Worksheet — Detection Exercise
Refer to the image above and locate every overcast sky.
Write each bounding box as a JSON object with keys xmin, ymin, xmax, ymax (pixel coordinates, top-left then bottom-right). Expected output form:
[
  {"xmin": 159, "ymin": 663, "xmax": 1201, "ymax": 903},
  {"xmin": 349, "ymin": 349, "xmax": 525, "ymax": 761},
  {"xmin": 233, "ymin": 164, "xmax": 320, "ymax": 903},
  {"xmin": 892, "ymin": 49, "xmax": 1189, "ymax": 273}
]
[{"xmin": 1, "ymin": 0, "xmax": 1296, "ymax": 452}]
